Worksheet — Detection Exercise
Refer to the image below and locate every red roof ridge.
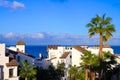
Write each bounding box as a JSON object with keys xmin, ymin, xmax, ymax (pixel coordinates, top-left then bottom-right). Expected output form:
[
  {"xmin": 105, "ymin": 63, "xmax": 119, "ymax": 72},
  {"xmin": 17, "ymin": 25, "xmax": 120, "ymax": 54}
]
[
  {"xmin": 103, "ymin": 44, "xmax": 110, "ymax": 48},
  {"xmin": 60, "ymin": 52, "xmax": 69, "ymax": 59},
  {"xmin": 48, "ymin": 45, "xmax": 58, "ymax": 49},
  {"xmin": 6, "ymin": 59, "xmax": 19, "ymax": 66},
  {"xmin": 16, "ymin": 40, "xmax": 25, "ymax": 45},
  {"xmin": 72, "ymin": 46, "xmax": 87, "ymax": 53}
]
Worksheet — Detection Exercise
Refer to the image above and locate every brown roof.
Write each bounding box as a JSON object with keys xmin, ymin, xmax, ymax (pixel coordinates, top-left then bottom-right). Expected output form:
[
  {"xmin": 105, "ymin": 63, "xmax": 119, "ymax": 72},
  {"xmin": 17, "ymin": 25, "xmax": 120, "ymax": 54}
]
[
  {"xmin": 6, "ymin": 59, "xmax": 19, "ymax": 66},
  {"xmin": 73, "ymin": 46, "xmax": 87, "ymax": 53},
  {"xmin": 16, "ymin": 40, "xmax": 25, "ymax": 45},
  {"xmin": 48, "ymin": 45, "xmax": 58, "ymax": 49},
  {"xmin": 60, "ymin": 52, "xmax": 69, "ymax": 59},
  {"xmin": 103, "ymin": 44, "xmax": 110, "ymax": 48},
  {"xmin": 47, "ymin": 57, "xmax": 57, "ymax": 61}
]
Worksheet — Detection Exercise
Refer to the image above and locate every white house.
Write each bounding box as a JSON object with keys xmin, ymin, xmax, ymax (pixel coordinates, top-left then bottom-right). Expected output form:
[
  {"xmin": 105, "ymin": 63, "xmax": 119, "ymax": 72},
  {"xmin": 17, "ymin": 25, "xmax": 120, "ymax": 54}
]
[
  {"xmin": 0, "ymin": 43, "xmax": 19, "ymax": 80},
  {"xmin": 7, "ymin": 40, "xmax": 49, "ymax": 69},
  {"xmin": 47, "ymin": 45, "xmax": 87, "ymax": 67},
  {"xmin": 47, "ymin": 44, "xmax": 116, "ymax": 79},
  {"xmin": 16, "ymin": 40, "xmax": 25, "ymax": 53},
  {"xmin": 87, "ymin": 44, "xmax": 114, "ymax": 55},
  {"xmin": 47, "ymin": 44, "xmax": 115, "ymax": 67}
]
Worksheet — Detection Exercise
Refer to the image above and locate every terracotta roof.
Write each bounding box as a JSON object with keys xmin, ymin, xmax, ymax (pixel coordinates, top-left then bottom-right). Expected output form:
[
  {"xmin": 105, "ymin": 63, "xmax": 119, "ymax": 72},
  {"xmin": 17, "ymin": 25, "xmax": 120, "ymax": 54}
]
[
  {"xmin": 6, "ymin": 59, "xmax": 19, "ymax": 66},
  {"xmin": 16, "ymin": 40, "xmax": 25, "ymax": 45},
  {"xmin": 103, "ymin": 44, "xmax": 110, "ymax": 48},
  {"xmin": 48, "ymin": 45, "xmax": 58, "ymax": 49},
  {"xmin": 47, "ymin": 57, "xmax": 56, "ymax": 61},
  {"xmin": 60, "ymin": 52, "xmax": 69, "ymax": 59},
  {"xmin": 72, "ymin": 46, "xmax": 87, "ymax": 53}
]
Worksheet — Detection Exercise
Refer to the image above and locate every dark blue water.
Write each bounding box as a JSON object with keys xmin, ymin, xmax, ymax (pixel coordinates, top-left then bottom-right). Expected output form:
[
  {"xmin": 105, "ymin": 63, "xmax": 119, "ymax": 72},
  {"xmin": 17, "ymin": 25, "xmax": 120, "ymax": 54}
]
[
  {"xmin": 25, "ymin": 46, "xmax": 120, "ymax": 58},
  {"xmin": 111, "ymin": 46, "xmax": 120, "ymax": 54},
  {"xmin": 25, "ymin": 45, "xmax": 48, "ymax": 58}
]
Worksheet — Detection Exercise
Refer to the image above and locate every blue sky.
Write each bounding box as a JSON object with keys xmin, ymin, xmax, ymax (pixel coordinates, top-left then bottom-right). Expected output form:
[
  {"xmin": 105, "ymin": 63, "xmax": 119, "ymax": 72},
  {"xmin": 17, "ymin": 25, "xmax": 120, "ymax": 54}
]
[{"xmin": 0, "ymin": 0, "xmax": 120, "ymax": 45}]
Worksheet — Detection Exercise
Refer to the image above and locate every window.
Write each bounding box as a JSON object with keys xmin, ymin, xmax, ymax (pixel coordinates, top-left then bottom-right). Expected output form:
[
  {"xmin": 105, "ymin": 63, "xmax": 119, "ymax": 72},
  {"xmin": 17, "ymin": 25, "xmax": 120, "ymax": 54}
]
[
  {"xmin": 25, "ymin": 60, "xmax": 28, "ymax": 63},
  {"xmin": 0, "ymin": 67, "xmax": 3, "ymax": 79},
  {"xmin": 14, "ymin": 55, "xmax": 16, "ymax": 59},
  {"xmin": 9, "ymin": 69, "xmax": 13, "ymax": 77},
  {"xmin": 61, "ymin": 59, "xmax": 64, "ymax": 63},
  {"xmin": 18, "ymin": 56, "xmax": 20, "ymax": 62},
  {"xmin": 70, "ymin": 55, "xmax": 72, "ymax": 58}
]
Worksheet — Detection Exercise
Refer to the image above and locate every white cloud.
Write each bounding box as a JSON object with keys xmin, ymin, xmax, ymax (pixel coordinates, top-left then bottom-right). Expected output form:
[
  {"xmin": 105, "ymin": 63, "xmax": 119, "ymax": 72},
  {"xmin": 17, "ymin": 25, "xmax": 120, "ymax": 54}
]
[
  {"xmin": 0, "ymin": 32, "xmax": 120, "ymax": 45},
  {"xmin": 30, "ymin": 33, "xmax": 44, "ymax": 39},
  {"xmin": 4, "ymin": 32, "xmax": 15, "ymax": 38},
  {"xmin": 12, "ymin": 1, "xmax": 25, "ymax": 9},
  {"xmin": 0, "ymin": 0, "xmax": 25, "ymax": 10},
  {"xmin": 0, "ymin": 0, "xmax": 10, "ymax": 7}
]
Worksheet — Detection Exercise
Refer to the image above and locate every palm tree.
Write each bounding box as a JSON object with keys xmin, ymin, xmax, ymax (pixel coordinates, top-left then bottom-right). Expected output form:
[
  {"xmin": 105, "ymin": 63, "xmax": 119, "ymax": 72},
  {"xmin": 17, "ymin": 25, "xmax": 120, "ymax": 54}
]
[
  {"xmin": 19, "ymin": 60, "xmax": 36, "ymax": 80},
  {"xmin": 80, "ymin": 51, "xmax": 99, "ymax": 80},
  {"xmin": 76, "ymin": 70, "xmax": 85, "ymax": 80},
  {"xmin": 100, "ymin": 51, "xmax": 117, "ymax": 80},
  {"xmin": 86, "ymin": 14, "xmax": 115, "ymax": 60},
  {"xmin": 68, "ymin": 65, "xmax": 78, "ymax": 80},
  {"xmin": 57, "ymin": 62, "xmax": 65, "ymax": 78}
]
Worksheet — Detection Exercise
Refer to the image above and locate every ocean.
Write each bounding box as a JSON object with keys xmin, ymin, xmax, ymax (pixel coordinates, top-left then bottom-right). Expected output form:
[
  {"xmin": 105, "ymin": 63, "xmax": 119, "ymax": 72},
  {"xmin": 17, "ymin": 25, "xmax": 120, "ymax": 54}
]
[{"xmin": 25, "ymin": 45, "xmax": 120, "ymax": 58}]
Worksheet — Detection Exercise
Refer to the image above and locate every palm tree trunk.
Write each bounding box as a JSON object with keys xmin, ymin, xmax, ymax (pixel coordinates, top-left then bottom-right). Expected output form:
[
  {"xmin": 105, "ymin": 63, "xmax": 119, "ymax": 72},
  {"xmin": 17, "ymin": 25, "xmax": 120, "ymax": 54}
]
[
  {"xmin": 90, "ymin": 71, "xmax": 95, "ymax": 80},
  {"xmin": 99, "ymin": 32, "xmax": 103, "ymax": 60},
  {"xmin": 99, "ymin": 28, "xmax": 103, "ymax": 80},
  {"xmin": 71, "ymin": 75, "xmax": 75, "ymax": 80},
  {"xmin": 25, "ymin": 77, "xmax": 28, "ymax": 80},
  {"xmin": 85, "ymin": 68, "xmax": 88, "ymax": 80}
]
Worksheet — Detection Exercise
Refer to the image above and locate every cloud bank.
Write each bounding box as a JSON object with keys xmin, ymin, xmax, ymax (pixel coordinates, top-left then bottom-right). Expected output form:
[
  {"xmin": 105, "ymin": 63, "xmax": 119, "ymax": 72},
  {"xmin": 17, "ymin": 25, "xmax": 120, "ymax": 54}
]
[
  {"xmin": 0, "ymin": 32, "xmax": 120, "ymax": 45},
  {"xmin": 0, "ymin": 0, "xmax": 25, "ymax": 10}
]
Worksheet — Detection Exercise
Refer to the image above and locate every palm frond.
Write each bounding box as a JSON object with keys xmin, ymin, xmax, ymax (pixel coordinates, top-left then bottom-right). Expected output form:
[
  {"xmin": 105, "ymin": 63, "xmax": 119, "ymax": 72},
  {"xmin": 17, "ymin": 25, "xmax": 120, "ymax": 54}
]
[
  {"xmin": 86, "ymin": 23, "xmax": 94, "ymax": 27},
  {"xmin": 89, "ymin": 32, "xmax": 95, "ymax": 38},
  {"xmin": 103, "ymin": 17, "xmax": 112, "ymax": 24},
  {"xmin": 103, "ymin": 36, "xmax": 107, "ymax": 42},
  {"xmin": 106, "ymin": 24, "xmax": 115, "ymax": 32}
]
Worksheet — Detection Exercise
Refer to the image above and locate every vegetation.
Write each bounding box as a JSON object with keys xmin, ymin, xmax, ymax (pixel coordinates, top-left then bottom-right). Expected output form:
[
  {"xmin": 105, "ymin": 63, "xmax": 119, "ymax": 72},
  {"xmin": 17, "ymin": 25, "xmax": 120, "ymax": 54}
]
[
  {"xmin": 36, "ymin": 63, "xmax": 65, "ymax": 80},
  {"xmin": 68, "ymin": 65, "xmax": 78, "ymax": 80},
  {"xmin": 86, "ymin": 14, "xmax": 115, "ymax": 60},
  {"xmin": 80, "ymin": 51, "xmax": 100, "ymax": 80},
  {"xmin": 19, "ymin": 60, "xmax": 36, "ymax": 80},
  {"xmin": 86, "ymin": 14, "xmax": 115, "ymax": 79},
  {"xmin": 79, "ymin": 51, "xmax": 117, "ymax": 80}
]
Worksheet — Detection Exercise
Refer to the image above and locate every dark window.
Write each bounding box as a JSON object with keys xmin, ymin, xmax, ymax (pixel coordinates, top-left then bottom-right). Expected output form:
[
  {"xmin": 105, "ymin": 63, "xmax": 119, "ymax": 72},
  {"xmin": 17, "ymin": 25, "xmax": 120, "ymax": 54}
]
[
  {"xmin": 14, "ymin": 55, "xmax": 16, "ymax": 59},
  {"xmin": 0, "ymin": 67, "xmax": 3, "ymax": 79},
  {"xmin": 9, "ymin": 69, "xmax": 13, "ymax": 77},
  {"xmin": 70, "ymin": 55, "xmax": 72, "ymax": 58},
  {"xmin": 25, "ymin": 60, "xmax": 28, "ymax": 63},
  {"xmin": 18, "ymin": 56, "xmax": 20, "ymax": 62}
]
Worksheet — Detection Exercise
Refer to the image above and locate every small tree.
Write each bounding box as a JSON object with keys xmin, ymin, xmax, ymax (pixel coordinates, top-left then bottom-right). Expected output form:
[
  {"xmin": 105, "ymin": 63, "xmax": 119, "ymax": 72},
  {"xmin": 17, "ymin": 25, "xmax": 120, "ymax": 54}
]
[
  {"xmin": 68, "ymin": 65, "xmax": 78, "ymax": 80},
  {"xmin": 80, "ymin": 51, "xmax": 100, "ymax": 80},
  {"xmin": 19, "ymin": 60, "xmax": 36, "ymax": 80},
  {"xmin": 76, "ymin": 70, "xmax": 85, "ymax": 80},
  {"xmin": 56, "ymin": 62, "xmax": 65, "ymax": 80},
  {"xmin": 100, "ymin": 51, "xmax": 117, "ymax": 80}
]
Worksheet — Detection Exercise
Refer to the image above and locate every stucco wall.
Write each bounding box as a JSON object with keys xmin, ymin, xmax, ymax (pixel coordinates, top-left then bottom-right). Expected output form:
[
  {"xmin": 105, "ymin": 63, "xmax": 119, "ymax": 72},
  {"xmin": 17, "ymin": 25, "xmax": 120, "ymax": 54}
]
[
  {"xmin": 0, "ymin": 44, "xmax": 19, "ymax": 80},
  {"xmin": 16, "ymin": 45, "xmax": 25, "ymax": 53},
  {"xmin": 16, "ymin": 53, "xmax": 34, "ymax": 66}
]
